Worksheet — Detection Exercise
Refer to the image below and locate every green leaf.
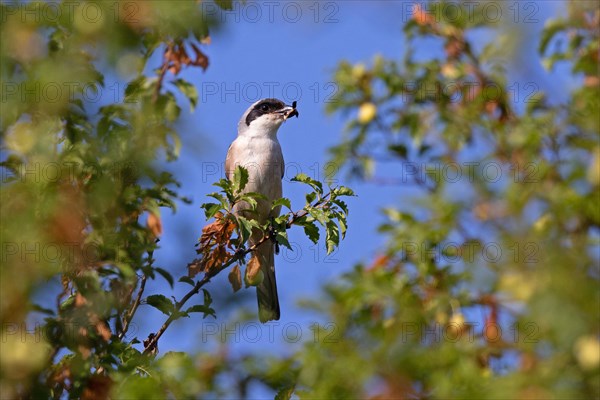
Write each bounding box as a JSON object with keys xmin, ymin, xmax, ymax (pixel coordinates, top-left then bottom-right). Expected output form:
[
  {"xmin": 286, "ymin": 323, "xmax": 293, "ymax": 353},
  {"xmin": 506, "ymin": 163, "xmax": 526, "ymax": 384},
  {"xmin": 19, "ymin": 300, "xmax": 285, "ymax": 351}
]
[
  {"xmin": 333, "ymin": 199, "xmax": 349, "ymax": 214},
  {"xmin": 185, "ymin": 289, "xmax": 216, "ymax": 319},
  {"xmin": 539, "ymin": 19, "xmax": 567, "ymax": 55},
  {"xmin": 274, "ymin": 215, "xmax": 289, "ymax": 227},
  {"xmin": 215, "ymin": 0, "xmax": 233, "ymax": 10},
  {"xmin": 172, "ymin": 79, "xmax": 198, "ymax": 112},
  {"xmin": 292, "ymin": 173, "xmax": 323, "ymax": 194},
  {"xmin": 124, "ymin": 76, "xmax": 149, "ymax": 102},
  {"xmin": 32, "ymin": 304, "xmax": 55, "ymax": 315},
  {"xmin": 186, "ymin": 304, "xmax": 216, "ymax": 319},
  {"xmin": 60, "ymin": 295, "xmax": 76, "ymax": 311},
  {"xmin": 208, "ymin": 192, "xmax": 228, "ymax": 208},
  {"xmin": 388, "ymin": 143, "xmax": 408, "ymax": 158},
  {"xmin": 309, "ymin": 208, "xmax": 330, "ymax": 225},
  {"xmin": 336, "ymin": 212, "xmax": 348, "ymax": 239},
  {"xmin": 201, "ymin": 203, "xmax": 222, "ymax": 219},
  {"xmin": 275, "ymin": 230, "xmax": 292, "ymax": 250},
  {"xmin": 202, "ymin": 289, "xmax": 213, "ymax": 307},
  {"xmin": 155, "ymin": 267, "xmax": 174, "ymax": 289},
  {"xmin": 156, "ymin": 92, "xmax": 181, "ymax": 123},
  {"xmin": 334, "ymin": 186, "xmax": 355, "ymax": 197},
  {"xmin": 237, "ymin": 215, "xmax": 259, "ymax": 244},
  {"xmin": 244, "ymin": 191, "xmax": 268, "ymax": 200},
  {"xmin": 146, "ymin": 294, "xmax": 175, "ymax": 316},
  {"xmin": 275, "ymin": 386, "xmax": 295, "ymax": 400},
  {"xmin": 171, "ymin": 310, "xmax": 190, "ymax": 320},
  {"xmin": 238, "ymin": 194, "xmax": 258, "ymax": 210},
  {"xmin": 302, "ymin": 221, "xmax": 320, "ymax": 244},
  {"xmin": 271, "ymin": 197, "xmax": 292, "ymax": 211},
  {"xmin": 178, "ymin": 276, "xmax": 195, "ymax": 286},
  {"xmin": 214, "ymin": 178, "xmax": 233, "ymax": 193},
  {"xmin": 325, "ymin": 220, "xmax": 340, "ymax": 255},
  {"xmin": 418, "ymin": 144, "xmax": 431, "ymax": 156},
  {"xmin": 233, "ymin": 166, "xmax": 249, "ymax": 193}
]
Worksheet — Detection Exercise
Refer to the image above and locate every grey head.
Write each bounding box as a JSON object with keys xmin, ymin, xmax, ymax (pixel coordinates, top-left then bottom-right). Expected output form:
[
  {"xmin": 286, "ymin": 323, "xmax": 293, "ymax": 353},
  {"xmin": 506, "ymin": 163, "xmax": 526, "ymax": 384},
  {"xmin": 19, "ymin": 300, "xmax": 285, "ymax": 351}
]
[{"xmin": 237, "ymin": 98, "xmax": 299, "ymax": 136}]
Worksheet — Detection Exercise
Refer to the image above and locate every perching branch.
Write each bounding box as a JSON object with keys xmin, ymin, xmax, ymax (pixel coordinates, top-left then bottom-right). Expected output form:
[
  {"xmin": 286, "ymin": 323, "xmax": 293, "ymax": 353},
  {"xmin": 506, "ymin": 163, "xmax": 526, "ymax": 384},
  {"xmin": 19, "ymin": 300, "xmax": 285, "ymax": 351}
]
[
  {"xmin": 142, "ymin": 233, "xmax": 271, "ymax": 354},
  {"xmin": 286, "ymin": 191, "xmax": 332, "ymax": 229},
  {"xmin": 143, "ymin": 179, "xmax": 353, "ymax": 354},
  {"xmin": 119, "ymin": 274, "xmax": 147, "ymax": 340}
]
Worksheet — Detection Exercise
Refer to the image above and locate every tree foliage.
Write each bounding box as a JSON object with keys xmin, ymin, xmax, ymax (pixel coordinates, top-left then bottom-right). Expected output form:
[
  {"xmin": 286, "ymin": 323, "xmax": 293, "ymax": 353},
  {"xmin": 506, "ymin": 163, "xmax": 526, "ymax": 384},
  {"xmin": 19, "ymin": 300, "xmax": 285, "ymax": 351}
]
[
  {"xmin": 1, "ymin": 1, "xmax": 354, "ymax": 397},
  {"xmin": 0, "ymin": 1, "xmax": 223, "ymax": 397},
  {"xmin": 294, "ymin": 2, "xmax": 599, "ymax": 398}
]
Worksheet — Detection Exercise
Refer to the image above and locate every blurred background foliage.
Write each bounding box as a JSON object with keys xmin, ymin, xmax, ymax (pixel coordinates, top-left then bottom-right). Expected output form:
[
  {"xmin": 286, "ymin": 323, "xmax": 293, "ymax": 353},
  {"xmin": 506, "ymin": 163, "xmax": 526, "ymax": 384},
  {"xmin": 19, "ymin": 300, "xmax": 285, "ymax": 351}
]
[{"xmin": 1, "ymin": 0, "xmax": 599, "ymax": 399}]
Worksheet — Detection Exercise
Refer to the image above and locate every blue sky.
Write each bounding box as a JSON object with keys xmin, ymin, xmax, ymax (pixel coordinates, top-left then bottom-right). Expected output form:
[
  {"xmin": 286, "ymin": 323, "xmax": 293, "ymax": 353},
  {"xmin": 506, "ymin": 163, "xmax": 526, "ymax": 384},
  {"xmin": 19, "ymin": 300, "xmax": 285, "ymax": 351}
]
[{"xmin": 123, "ymin": 1, "xmax": 570, "ymax": 394}]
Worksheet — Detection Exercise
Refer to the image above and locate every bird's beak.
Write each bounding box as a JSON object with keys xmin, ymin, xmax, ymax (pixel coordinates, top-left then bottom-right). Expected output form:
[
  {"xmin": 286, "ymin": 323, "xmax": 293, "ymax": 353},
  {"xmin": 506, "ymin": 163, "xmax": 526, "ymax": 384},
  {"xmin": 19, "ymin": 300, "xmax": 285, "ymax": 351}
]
[{"xmin": 278, "ymin": 101, "xmax": 299, "ymax": 120}]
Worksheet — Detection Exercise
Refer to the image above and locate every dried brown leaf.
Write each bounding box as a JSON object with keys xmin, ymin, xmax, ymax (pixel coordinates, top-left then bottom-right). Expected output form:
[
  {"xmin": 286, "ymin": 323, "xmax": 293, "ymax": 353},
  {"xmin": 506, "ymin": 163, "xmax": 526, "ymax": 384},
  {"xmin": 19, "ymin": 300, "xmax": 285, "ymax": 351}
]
[
  {"xmin": 444, "ymin": 37, "xmax": 464, "ymax": 59},
  {"xmin": 474, "ymin": 201, "xmax": 507, "ymax": 221},
  {"xmin": 367, "ymin": 254, "xmax": 390, "ymax": 271},
  {"xmin": 95, "ymin": 320, "xmax": 112, "ymax": 342},
  {"xmin": 188, "ymin": 258, "xmax": 203, "ymax": 279},
  {"xmin": 164, "ymin": 44, "xmax": 175, "ymax": 62},
  {"xmin": 191, "ymin": 43, "xmax": 209, "ymax": 70},
  {"xmin": 413, "ymin": 4, "xmax": 435, "ymax": 26},
  {"xmin": 78, "ymin": 344, "xmax": 91, "ymax": 359},
  {"xmin": 75, "ymin": 292, "xmax": 87, "ymax": 307},
  {"xmin": 168, "ymin": 62, "xmax": 181, "ymax": 75},
  {"xmin": 244, "ymin": 254, "xmax": 263, "ymax": 287},
  {"xmin": 178, "ymin": 47, "xmax": 191, "ymax": 65},
  {"xmin": 228, "ymin": 265, "xmax": 242, "ymax": 292},
  {"xmin": 147, "ymin": 212, "xmax": 163, "ymax": 237},
  {"xmin": 143, "ymin": 333, "xmax": 158, "ymax": 356},
  {"xmin": 82, "ymin": 375, "xmax": 112, "ymax": 400},
  {"xmin": 585, "ymin": 75, "xmax": 599, "ymax": 87},
  {"xmin": 189, "ymin": 214, "xmax": 236, "ymax": 277}
]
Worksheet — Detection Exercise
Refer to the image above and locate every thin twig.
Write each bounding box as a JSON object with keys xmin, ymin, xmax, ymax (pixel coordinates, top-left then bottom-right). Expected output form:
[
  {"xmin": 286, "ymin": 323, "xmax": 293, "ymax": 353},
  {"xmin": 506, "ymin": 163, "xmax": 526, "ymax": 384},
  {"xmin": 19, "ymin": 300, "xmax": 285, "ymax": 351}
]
[
  {"xmin": 142, "ymin": 235, "xmax": 271, "ymax": 354},
  {"xmin": 143, "ymin": 191, "xmax": 337, "ymax": 354},
  {"xmin": 153, "ymin": 62, "xmax": 169, "ymax": 103},
  {"xmin": 287, "ymin": 192, "xmax": 332, "ymax": 228},
  {"xmin": 152, "ymin": 42, "xmax": 173, "ymax": 103},
  {"xmin": 119, "ymin": 274, "xmax": 147, "ymax": 340}
]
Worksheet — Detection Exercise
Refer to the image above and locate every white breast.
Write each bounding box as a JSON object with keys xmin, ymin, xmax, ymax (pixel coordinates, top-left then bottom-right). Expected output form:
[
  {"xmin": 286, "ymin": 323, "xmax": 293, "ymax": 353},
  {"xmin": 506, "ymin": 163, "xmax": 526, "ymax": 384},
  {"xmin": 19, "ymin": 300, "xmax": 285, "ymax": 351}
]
[{"xmin": 227, "ymin": 135, "xmax": 284, "ymax": 220}]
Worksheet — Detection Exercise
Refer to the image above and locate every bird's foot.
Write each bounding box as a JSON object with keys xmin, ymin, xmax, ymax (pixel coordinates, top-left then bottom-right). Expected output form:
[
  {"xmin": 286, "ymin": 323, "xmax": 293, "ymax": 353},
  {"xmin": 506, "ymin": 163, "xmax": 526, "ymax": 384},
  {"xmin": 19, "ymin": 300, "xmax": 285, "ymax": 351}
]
[{"xmin": 268, "ymin": 220, "xmax": 280, "ymax": 255}]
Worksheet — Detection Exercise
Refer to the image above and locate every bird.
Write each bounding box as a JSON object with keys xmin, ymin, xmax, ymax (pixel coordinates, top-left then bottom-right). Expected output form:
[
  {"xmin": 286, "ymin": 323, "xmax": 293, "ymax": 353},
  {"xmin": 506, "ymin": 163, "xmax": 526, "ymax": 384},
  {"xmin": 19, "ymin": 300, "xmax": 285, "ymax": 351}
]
[{"xmin": 225, "ymin": 98, "xmax": 298, "ymax": 322}]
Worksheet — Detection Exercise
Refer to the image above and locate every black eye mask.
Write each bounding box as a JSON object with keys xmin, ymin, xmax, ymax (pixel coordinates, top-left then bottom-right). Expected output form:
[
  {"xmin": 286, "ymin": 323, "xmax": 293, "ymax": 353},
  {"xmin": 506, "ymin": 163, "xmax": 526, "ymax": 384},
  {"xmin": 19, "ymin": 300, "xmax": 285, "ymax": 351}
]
[
  {"xmin": 245, "ymin": 99, "xmax": 299, "ymax": 126},
  {"xmin": 245, "ymin": 99, "xmax": 285, "ymax": 126}
]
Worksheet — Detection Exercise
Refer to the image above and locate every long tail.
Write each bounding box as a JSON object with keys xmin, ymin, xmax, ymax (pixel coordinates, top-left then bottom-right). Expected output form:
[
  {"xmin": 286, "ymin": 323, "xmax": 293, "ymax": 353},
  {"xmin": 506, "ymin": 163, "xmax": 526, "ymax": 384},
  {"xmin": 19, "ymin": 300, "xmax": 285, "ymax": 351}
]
[{"xmin": 248, "ymin": 240, "xmax": 280, "ymax": 323}]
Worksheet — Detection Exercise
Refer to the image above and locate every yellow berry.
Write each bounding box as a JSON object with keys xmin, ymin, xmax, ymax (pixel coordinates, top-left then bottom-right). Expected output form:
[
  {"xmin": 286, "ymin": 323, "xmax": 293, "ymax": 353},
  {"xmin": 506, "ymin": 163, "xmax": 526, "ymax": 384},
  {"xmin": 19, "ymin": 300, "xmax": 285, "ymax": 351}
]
[{"xmin": 358, "ymin": 103, "xmax": 377, "ymax": 124}]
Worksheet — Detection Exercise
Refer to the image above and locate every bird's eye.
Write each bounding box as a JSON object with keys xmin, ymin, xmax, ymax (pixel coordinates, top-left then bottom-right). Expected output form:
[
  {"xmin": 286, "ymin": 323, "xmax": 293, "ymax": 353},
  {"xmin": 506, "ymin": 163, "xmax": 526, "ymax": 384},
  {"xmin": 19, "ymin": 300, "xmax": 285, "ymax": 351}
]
[{"xmin": 260, "ymin": 104, "xmax": 269, "ymax": 112}]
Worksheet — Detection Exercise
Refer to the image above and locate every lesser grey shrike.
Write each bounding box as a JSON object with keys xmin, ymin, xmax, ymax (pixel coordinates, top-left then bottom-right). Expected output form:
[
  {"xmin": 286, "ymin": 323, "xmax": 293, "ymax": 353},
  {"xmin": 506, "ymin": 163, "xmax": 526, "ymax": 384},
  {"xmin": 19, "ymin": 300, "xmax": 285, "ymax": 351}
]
[{"xmin": 225, "ymin": 98, "xmax": 298, "ymax": 322}]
